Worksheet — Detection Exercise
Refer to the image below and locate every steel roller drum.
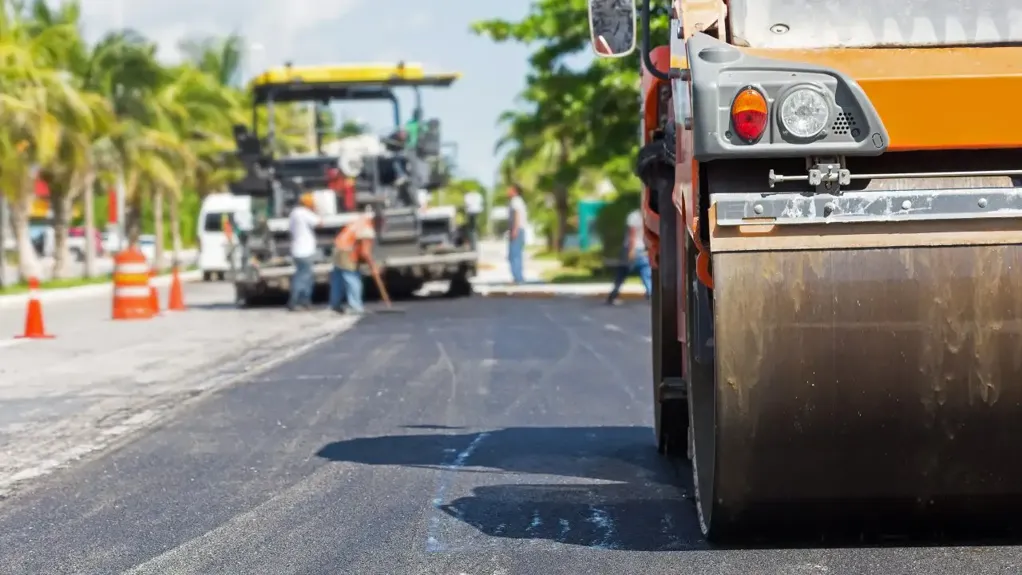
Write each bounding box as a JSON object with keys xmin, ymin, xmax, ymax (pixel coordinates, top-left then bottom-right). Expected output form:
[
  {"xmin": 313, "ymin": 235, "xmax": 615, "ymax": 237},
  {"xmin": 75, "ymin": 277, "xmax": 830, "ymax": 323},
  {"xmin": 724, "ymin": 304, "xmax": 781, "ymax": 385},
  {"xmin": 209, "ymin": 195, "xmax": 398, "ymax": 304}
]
[{"xmin": 692, "ymin": 243, "xmax": 1022, "ymax": 536}]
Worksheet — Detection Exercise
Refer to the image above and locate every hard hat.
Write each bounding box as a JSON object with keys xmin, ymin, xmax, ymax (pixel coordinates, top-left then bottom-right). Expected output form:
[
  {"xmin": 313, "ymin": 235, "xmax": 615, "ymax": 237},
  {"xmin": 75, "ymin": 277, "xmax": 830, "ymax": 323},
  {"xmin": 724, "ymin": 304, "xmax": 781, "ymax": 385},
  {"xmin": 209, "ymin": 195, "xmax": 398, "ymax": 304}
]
[{"xmin": 299, "ymin": 193, "xmax": 315, "ymax": 209}]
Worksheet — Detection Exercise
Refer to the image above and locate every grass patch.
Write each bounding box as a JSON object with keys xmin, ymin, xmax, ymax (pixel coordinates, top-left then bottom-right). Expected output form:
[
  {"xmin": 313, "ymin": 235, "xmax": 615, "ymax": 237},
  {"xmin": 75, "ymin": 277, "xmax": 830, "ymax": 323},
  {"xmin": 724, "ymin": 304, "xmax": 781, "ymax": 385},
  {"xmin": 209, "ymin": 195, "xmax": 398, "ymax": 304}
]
[
  {"xmin": 531, "ymin": 249, "xmax": 560, "ymax": 261},
  {"xmin": 0, "ymin": 274, "xmax": 114, "ymax": 295},
  {"xmin": 0, "ymin": 265, "xmax": 197, "ymax": 296},
  {"xmin": 542, "ymin": 266, "xmax": 641, "ymax": 285}
]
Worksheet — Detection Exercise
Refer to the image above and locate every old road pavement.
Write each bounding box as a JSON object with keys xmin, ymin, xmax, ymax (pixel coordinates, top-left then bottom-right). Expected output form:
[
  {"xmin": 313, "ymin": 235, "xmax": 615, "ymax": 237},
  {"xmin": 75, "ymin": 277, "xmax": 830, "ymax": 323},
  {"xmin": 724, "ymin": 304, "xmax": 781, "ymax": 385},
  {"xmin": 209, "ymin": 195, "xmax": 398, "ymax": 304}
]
[{"xmin": 1, "ymin": 296, "xmax": 1021, "ymax": 574}]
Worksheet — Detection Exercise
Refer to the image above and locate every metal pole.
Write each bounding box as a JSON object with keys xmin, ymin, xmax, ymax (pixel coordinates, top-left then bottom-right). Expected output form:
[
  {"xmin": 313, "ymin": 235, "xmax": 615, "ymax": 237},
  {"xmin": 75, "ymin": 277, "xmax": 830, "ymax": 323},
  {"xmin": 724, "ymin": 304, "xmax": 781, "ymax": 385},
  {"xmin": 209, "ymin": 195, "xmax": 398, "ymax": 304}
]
[
  {"xmin": 486, "ymin": 167, "xmax": 498, "ymax": 239},
  {"xmin": 0, "ymin": 196, "xmax": 7, "ymax": 288},
  {"xmin": 307, "ymin": 103, "xmax": 317, "ymax": 153},
  {"xmin": 116, "ymin": 172, "xmax": 126, "ymax": 250}
]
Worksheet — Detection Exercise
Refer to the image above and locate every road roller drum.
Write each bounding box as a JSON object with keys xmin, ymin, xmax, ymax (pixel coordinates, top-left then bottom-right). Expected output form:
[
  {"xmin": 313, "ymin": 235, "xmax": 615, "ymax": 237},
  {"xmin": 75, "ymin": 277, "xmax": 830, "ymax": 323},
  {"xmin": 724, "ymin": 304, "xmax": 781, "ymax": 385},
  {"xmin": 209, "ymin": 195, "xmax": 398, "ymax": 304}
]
[{"xmin": 689, "ymin": 243, "xmax": 1022, "ymax": 538}]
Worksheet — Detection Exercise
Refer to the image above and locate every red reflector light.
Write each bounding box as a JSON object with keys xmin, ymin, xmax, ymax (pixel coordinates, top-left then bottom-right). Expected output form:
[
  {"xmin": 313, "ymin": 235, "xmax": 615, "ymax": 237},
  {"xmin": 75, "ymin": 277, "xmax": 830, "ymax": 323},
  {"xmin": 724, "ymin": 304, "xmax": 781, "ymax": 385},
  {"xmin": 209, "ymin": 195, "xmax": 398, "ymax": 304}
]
[{"xmin": 731, "ymin": 88, "xmax": 768, "ymax": 143}]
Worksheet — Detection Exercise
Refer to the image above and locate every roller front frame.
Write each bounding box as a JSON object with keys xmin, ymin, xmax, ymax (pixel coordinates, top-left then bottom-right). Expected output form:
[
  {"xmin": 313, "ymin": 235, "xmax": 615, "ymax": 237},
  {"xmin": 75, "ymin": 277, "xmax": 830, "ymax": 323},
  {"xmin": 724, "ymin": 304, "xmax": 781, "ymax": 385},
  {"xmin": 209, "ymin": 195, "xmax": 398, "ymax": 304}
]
[{"xmin": 673, "ymin": 33, "xmax": 1022, "ymax": 539}]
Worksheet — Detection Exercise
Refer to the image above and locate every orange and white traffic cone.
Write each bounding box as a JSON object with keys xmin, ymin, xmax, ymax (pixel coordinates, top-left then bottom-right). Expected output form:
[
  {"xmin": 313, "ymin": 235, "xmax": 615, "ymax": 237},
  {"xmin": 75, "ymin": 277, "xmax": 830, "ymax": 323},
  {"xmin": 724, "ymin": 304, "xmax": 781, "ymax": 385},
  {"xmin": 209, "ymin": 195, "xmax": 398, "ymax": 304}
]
[
  {"xmin": 16, "ymin": 277, "xmax": 54, "ymax": 339},
  {"xmin": 148, "ymin": 268, "xmax": 161, "ymax": 314},
  {"xmin": 167, "ymin": 266, "xmax": 186, "ymax": 311}
]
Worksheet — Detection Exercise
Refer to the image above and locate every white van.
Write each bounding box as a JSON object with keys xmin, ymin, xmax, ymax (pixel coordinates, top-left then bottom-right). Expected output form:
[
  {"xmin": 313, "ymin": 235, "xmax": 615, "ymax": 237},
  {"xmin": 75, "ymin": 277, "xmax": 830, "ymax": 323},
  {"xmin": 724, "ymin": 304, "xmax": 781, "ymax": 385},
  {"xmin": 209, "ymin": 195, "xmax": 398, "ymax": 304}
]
[{"xmin": 198, "ymin": 193, "xmax": 251, "ymax": 281}]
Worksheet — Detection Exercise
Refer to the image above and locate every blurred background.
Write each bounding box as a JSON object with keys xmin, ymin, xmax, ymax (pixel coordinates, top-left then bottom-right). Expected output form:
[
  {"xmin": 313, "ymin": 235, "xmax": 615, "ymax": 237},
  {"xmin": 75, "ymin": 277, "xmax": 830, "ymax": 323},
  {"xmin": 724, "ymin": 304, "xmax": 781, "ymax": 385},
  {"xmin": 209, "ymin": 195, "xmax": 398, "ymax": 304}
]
[{"xmin": 0, "ymin": 0, "xmax": 652, "ymax": 288}]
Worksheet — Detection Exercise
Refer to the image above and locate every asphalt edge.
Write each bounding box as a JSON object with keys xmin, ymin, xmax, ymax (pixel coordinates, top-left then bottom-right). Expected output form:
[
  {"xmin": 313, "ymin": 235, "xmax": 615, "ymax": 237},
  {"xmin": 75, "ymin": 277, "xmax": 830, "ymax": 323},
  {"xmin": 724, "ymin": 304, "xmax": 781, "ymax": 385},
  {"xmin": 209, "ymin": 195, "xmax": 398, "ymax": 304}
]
[
  {"xmin": 0, "ymin": 315, "xmax": 357, "ymax": 500},
  {"xmin": 476, "ymin": 289, "xmax": 647, "ymax": 301}
]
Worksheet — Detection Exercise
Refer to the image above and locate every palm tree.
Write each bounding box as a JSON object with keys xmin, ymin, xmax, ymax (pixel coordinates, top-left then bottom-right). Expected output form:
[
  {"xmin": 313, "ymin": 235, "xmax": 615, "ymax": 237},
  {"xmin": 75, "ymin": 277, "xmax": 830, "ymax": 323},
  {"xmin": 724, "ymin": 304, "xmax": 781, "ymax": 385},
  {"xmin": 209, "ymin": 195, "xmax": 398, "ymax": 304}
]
[
  {"xmin": 21, "ymin": 0, "xmax": 119, "ymax": 279},
  {"xmin": 0, "ymin": 2, "xmax": 89, "ymax": 280},
  {"xmin": 0, "ymin": 1, "xmax": 256, "ymax": 284},
  {"xmin": 178, "ymin": 33, "xmax": 245, "ymax": 88},
  {"xmin": 495, "ymin": 107, "xmax": 580, "ymax": 251}
]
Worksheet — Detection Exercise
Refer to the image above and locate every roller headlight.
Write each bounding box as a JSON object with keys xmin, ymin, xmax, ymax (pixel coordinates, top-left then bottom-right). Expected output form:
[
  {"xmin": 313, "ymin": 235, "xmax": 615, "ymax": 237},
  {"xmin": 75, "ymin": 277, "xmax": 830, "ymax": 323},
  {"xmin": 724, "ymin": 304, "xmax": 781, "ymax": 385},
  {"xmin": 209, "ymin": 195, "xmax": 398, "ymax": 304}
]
[{"xmin": 779, "ymin": 88, "xmax": 829, "ymax": 139}]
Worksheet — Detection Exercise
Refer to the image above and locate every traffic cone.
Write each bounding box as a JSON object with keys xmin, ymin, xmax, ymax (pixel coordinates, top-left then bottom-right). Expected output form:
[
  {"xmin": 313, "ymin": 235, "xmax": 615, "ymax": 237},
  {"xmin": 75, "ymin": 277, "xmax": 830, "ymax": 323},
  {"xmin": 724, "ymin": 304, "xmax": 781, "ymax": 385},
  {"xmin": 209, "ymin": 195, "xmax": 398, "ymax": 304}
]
[
  {"xmin": 167, "ymin": 266, "xmax": 186, "ymax": 311},
  {"xmin": 16, "ymin": 277, "xmax": 54, "ymax": 339},
  {"xmin": 149, "ymin": 269, "xmax": 161, "ymax": 314}
]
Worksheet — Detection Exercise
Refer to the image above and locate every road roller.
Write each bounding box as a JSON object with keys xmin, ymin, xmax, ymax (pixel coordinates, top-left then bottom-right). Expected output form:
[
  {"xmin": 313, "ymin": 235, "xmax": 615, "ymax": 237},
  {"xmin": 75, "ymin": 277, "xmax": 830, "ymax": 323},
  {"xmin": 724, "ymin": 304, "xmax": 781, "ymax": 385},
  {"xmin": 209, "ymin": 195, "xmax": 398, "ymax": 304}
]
[{"xmin": 588, "ymin": 0, "xmax": 1022, "ymax": 541}]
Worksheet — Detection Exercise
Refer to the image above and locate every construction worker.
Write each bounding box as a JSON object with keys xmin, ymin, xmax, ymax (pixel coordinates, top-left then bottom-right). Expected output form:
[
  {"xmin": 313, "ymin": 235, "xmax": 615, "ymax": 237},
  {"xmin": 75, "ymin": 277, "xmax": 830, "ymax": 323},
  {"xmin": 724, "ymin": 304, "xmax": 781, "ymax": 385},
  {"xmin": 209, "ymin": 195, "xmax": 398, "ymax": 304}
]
[
  {"xmin": 404, "ymin": 109, "xmax": 422, "ymax": 149},
  {"xmin": 329, "ymin": 208, "xmax": 376, "ymax": 314},
  {"xmin": 606, "ymin": 202, "xmax": 652, "ymax": 305},
  {"xmin": 221, "ymin": 213, "xmax": 234, "ymax": 241},
  {"xmin": 288, "ymin": 193, "xmax": 321, "ymax": 311},
  {"xmin": 326, "ymin": 167, "xmax": 356, "ymax": 212},
  {"xmin": 463, "ymin": 188, "xmax": 483, "ymax": 250},
  {"xmin": 507, "ymin": 184, "xmax": 528, "ymax": 284}
]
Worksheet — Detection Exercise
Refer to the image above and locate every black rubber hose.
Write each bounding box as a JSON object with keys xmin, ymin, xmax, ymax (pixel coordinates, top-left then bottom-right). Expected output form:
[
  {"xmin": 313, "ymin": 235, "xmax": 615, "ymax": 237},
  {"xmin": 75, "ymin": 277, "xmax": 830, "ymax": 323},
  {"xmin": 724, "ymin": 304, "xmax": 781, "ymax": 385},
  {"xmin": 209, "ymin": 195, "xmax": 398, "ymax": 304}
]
[{"xmin": 642, "ymin": 0, "xmax": 670, "ymax": 81}]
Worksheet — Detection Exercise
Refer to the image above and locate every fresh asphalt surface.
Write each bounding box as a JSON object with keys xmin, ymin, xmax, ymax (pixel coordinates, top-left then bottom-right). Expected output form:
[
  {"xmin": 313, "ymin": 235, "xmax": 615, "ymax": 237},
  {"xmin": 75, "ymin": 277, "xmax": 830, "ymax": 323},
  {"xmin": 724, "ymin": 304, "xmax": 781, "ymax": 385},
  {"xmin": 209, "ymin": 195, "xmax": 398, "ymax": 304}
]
[{"xmin": 1, "ymin": 296, "xmax": 1022, "ymax": 574}]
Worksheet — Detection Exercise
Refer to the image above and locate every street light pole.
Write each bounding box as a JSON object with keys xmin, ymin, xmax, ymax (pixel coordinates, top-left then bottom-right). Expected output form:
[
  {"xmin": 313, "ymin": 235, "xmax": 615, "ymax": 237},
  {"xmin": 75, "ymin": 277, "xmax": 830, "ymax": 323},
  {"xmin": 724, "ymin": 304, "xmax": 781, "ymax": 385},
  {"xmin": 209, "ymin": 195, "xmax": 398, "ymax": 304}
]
[
  {"xmin": 486, "ymin": 167, "xmax": 499, "ymax": 239},
  {"xmin": 0, "ymin": 196, "xmax": 7, "ymax": 288}
]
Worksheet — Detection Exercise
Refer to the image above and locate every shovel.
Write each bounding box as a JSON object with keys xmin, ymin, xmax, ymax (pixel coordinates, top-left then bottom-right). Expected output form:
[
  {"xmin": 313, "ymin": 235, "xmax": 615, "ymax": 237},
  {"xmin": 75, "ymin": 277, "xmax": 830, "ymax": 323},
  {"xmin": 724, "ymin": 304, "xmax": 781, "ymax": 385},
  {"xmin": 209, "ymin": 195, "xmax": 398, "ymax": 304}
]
[{"xmin": 366, "ymin": 254, "xmax": 406, "ymax": 314}]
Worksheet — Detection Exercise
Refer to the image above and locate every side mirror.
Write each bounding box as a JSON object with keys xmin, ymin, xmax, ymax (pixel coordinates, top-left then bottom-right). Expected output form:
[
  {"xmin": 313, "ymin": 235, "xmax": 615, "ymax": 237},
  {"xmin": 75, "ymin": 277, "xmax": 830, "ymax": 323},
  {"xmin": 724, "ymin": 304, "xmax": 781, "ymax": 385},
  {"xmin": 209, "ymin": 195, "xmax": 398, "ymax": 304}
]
[{"xmin": 587, "ymin": 0, "xmax": 637, "ymax": 57}]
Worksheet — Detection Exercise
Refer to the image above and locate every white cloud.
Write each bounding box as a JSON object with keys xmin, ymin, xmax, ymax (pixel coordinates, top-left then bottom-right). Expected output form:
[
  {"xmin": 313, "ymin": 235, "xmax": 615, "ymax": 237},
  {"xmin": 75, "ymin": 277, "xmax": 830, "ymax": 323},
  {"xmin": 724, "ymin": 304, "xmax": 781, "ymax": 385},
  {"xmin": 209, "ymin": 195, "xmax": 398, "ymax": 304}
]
[{"xmin": 78, "ymin": 0, "xmax": 364, "ymax": 67}]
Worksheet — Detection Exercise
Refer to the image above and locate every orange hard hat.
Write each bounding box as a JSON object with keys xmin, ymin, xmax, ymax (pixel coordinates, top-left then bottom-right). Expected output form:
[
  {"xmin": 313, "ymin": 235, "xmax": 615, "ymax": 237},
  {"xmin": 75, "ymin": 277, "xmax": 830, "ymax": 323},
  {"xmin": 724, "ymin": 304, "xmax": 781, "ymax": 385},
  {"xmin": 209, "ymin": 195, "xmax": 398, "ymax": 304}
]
[{"xmin": 299, "ymin": 193, "xmax": 315, "ymax": 209}]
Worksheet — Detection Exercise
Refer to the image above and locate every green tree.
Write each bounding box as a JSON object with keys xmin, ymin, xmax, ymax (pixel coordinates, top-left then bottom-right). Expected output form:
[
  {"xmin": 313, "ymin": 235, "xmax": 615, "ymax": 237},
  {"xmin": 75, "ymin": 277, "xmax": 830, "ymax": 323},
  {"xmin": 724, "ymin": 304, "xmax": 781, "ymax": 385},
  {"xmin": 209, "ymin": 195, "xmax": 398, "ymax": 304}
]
[
  {"xmin": 178, "ymin": 33, "xmax": 245, "ymax": 88},
  {"xmin": 473, "ymin": 0, "xmax": 669, "ymax": 251},
  {"xmin": 337, "ymin": 119, "xmax": 366, "ymax": 138},
  {"xmin": 0, "ymin": 0, "xmax": 251, "ymax": 284}
]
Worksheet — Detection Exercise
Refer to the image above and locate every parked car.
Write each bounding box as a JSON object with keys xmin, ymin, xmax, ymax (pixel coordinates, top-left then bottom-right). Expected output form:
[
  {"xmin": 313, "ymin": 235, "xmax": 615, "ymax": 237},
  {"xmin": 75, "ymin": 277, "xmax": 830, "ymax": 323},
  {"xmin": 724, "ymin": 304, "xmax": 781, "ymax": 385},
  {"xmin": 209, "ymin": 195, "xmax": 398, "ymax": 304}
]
[
  {"xmin": 67, "ymin": 227, "xmax": 104, "ymax": 261},
  {"xmin": 138, "ymin": 234, "xmax": 156, "ymax": 265},
  {"xmin": 100, "ymin": 230, "xmax": 123, "ymax": 254},
  {"xmin": 28, "ymin": 224, "xmax": 53, "ymax": 257}
]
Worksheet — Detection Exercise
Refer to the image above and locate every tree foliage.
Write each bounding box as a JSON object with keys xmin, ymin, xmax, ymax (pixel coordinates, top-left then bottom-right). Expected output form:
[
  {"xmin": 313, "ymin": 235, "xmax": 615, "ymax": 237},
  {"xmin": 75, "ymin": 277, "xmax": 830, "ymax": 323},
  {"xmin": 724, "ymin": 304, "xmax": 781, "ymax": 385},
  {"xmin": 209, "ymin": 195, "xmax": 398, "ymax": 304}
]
[
  {"xmin": 473, "ymin": 0, "xmax": 669, "ymax": 250},
  {"xmin": 0, "ymin": 0, "xmax": 320, "ymax": 282}
]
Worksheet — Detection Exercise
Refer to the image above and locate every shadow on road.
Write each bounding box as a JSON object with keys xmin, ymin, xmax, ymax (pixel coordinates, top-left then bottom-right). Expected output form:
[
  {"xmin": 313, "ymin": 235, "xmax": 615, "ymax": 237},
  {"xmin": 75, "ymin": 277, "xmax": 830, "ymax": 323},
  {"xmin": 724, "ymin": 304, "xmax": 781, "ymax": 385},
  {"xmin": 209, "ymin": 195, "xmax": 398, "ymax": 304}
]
[
  {"xmin": 316, "ymin": 425, "xmax": 675, "ymax": 485},
  {"xmin": 316, "ymin": 426, "xmax": 1022, "ymax": 551},
  {"xmin": 316, "ymin": 425, "xmax": 703, "ymax": 551}
]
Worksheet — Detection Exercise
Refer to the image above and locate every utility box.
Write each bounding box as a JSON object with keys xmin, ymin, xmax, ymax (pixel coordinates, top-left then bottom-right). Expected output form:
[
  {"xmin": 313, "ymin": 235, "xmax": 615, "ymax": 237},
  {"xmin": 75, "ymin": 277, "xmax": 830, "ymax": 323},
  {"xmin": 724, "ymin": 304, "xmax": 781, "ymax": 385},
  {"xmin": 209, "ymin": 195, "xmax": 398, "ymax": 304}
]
[{"xmin": 577, "ymin": 199, "xmax": 607, "ymax": 251}]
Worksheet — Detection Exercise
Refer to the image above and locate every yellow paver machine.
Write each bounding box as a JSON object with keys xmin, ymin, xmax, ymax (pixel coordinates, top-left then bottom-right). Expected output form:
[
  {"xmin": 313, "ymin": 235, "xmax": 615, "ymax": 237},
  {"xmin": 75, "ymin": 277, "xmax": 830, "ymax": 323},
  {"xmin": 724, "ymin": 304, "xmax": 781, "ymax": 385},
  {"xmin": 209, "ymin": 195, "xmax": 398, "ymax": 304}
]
[
  {"xmin": 587, "ymin": 0, "xmax": 1022, "ymax": 540},
  {"xmin": 229, "ymin": 62, "xmax": 476, "ymax": 305}
]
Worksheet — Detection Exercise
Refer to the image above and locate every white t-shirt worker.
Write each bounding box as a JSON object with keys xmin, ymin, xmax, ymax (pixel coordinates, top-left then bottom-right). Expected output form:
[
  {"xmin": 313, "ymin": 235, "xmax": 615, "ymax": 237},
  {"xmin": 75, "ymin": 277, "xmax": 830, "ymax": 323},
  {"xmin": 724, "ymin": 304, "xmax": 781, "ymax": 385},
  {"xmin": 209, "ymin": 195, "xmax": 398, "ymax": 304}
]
[
  {"xmin": 289, "ymin": 204, "xmax": 320, "ymax": 259},
  {"xmin": 463, "ymin": 190, "xmax": 483, "ymax": 215},
  {"xmin": 625, "ymin": 209, "xmax": 647, "ymax": 257},
  {"xmin": 509, "ymin": 195, "xmax": 528, "ymax": 240}
]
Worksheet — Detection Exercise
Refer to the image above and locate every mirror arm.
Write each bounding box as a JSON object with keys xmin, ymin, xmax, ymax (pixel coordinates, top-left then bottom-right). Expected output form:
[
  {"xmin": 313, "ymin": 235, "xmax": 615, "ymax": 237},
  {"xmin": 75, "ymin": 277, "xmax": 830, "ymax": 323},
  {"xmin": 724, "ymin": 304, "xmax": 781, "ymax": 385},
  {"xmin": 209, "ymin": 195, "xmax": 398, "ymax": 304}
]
[{"xmin": 641, "ymin": 0, "xmax": 670, "ymax": 82}]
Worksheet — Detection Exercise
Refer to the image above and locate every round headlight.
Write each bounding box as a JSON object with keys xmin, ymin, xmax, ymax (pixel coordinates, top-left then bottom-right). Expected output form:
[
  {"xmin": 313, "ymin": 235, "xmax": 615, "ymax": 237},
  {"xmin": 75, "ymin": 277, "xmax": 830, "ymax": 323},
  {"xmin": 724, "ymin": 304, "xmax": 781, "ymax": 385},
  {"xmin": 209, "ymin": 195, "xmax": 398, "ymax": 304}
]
[{"xmin": 779, "ymin": 88, "xmax": 829, "ymax": 139}]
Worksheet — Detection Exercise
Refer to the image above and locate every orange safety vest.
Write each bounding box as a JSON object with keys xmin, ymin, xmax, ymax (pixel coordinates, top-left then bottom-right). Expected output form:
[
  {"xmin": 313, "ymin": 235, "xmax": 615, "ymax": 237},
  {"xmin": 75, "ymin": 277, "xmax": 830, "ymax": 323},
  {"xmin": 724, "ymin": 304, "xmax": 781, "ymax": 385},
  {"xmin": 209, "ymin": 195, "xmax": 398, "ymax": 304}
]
[{"xmin": 334, "ymin": 215, "xmax": 374, "ymax": 251}]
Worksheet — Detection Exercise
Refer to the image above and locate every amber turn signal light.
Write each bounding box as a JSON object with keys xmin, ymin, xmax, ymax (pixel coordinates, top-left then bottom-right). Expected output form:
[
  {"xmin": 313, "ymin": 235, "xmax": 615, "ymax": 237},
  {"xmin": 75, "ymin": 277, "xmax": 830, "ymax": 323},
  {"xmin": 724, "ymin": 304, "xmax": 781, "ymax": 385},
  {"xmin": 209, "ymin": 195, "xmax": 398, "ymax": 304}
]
[{"xmin": 731, "ymin": 88, "xmax": 768, "ymax": 143}]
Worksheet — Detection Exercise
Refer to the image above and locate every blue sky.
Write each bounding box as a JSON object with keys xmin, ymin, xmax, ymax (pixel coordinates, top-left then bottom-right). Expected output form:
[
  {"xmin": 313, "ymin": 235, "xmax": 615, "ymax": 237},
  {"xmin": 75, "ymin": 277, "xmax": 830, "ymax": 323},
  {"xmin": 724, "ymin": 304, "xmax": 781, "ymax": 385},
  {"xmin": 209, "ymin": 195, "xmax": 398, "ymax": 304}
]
[{"xmin": 77, "ymin": 0, "xmax": 549, "ymax": 187}]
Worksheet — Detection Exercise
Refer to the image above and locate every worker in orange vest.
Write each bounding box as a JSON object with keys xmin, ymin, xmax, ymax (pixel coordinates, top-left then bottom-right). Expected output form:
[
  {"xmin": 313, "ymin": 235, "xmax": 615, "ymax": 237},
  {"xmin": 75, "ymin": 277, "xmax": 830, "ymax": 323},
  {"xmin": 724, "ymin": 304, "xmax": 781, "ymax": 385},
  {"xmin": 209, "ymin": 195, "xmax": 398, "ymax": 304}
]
[
  {"xmin": 221, "ymin": 213, "xmax": 234, "ymax": 242},
  {"xmin": 326, "ymin": 167, "xmax": 356, "ymax": 212},
  {"xmin": 329, "ymin": 209, "xmax": 376, "ymax": 314}
]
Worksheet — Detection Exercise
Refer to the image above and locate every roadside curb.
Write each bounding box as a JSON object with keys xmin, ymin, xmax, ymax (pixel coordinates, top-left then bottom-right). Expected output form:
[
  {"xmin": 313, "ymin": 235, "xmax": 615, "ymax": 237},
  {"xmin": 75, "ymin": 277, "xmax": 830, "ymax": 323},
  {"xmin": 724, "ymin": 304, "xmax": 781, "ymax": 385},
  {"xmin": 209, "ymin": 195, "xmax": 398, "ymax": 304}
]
[
  {"xmin": 0, "ymin": 270, "xmax": 202, "ymax": 309},
  {"xmin": 476, "ymin": 288, "xmax": 647, "ymax": 301}
]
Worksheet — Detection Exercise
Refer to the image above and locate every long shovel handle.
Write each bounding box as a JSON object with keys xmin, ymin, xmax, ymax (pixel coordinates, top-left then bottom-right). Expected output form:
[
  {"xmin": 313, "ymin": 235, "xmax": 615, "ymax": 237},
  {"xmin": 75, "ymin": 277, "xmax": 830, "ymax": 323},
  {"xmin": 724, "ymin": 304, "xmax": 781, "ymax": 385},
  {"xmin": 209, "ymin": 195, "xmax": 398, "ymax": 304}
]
[{"xmin": 367, "ymin": 256, "xmax": 391, "ymax": 308}]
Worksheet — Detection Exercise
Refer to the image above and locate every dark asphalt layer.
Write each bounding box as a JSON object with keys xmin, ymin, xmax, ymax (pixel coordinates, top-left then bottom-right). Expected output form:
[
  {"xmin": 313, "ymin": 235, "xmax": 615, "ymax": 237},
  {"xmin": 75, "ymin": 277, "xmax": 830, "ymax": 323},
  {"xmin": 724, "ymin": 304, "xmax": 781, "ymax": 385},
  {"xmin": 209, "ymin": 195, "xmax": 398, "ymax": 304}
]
[{"xmin": 1, "ymin": 297, "xmax": 1021, "ymax": 574}]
